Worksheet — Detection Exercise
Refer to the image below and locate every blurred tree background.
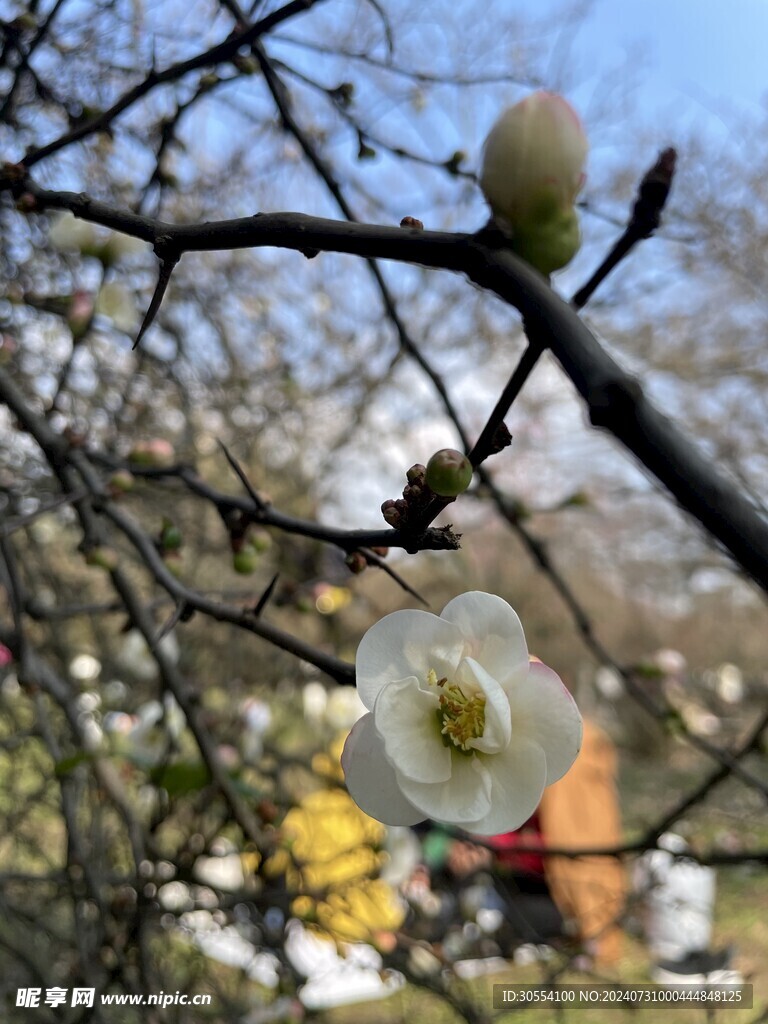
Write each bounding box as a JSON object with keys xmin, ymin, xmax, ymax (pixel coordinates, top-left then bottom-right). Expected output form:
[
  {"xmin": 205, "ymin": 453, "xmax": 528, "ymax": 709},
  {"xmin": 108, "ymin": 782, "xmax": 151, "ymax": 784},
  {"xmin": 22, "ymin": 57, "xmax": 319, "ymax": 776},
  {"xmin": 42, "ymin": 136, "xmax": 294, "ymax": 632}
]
[{"xmin": 1, "ymin": 0, "xmax": 768, "ymax": 1021}]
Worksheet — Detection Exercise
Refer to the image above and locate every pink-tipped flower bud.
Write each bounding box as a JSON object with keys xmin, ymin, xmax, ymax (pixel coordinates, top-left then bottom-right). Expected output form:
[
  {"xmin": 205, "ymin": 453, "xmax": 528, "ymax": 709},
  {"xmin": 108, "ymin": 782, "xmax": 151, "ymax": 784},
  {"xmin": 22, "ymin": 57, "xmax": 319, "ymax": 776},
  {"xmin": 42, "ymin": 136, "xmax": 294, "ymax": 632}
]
[
  {"xmin": 425, "ymin": 449, "xmax": 473, "ymax": 497},
  {"xmin": 381, "ymin": 499, "xmax": 401, "ymax": 527},
  {"xmin": 128, "ymin": 439, "xmax": 175, "ymax": 468},
  {"xmin": 0, "ymin": 335, "xmax": 17, "ymax": 364},
  {"xmin": 16, "ymin": 192, "xmax": 37, "ymax": 213},
  {"xmin": 480, "ymin": 91, "xmax": 587, "ymax": 274},
  {"xmin": 67, "ymin": 290, "xmax": 95, "ymax": 338}
]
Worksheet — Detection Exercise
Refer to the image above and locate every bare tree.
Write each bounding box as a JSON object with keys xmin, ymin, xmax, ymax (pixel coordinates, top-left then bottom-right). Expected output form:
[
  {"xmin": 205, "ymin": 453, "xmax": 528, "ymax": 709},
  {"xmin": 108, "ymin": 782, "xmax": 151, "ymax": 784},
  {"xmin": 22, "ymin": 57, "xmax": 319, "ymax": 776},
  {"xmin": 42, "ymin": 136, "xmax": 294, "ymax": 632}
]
[{"xmin": 1, "ymin": 1, "xmax": 767, "ymax": 1020}]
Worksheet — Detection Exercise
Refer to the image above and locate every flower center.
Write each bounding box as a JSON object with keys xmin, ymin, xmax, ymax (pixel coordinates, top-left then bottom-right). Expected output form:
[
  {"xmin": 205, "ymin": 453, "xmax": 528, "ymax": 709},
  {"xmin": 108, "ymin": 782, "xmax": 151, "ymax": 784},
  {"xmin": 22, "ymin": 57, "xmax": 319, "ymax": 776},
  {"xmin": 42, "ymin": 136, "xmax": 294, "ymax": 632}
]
[{"xmin": 427, "ymin": 668, "xmax": 486, "ymax": 752}]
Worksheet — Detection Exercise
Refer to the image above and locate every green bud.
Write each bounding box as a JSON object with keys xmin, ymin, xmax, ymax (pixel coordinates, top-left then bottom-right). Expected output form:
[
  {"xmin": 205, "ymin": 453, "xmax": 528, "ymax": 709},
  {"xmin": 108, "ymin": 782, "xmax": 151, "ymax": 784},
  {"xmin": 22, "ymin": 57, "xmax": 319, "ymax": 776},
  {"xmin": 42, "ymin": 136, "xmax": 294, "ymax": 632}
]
[
  {"xmin": 331, "ymin": 82, "xmax": 355, "ymax": 107},
  {"xmin": 425, "ymin": 449, "xmax": 473, "ymax": 497},
  {"xmin": 233, "ymin": 54, "xmax": 259, "ymax": 74},
  {"xmin": 480, "ymin": 91, "xmax": 587, "ymax": 274},
  {"xmin": 160, "ymin": 518, "xmax": 182, "ymax": 551},
  {"xmin": 163, "ymin": 551, "xmax": 185, "ymax": 578},
  {"xmin": 664, "ymin": 710, "xmax": 686, "ymax": 738},
  {"xmin": 233, "ymin": 549, "xmax": 258, "ymax": 575},
  {"xmin": 249, "ymin": 529, "xmax": 272, "ymax": 554},
  {"xmin": 509, "ymin": 205, "xmax": 581, "ymax": 277},
  {"xmin": 560, "ymin": 490, "xmax": 589, "ymax": 509},
  {"xmin": 108, "ymin": 470, "xmax": 135, "ymax": 496},
  {"xmin": 13, "ymin": 13, "xmax": 38, "ymax": 31},
  {"xmin": 445, "ymin": 150, "xmax": 466, "ymax": 175},
  {"xmin": 85, "ymin": 546, "xmax": 119, "ymax": 571}
]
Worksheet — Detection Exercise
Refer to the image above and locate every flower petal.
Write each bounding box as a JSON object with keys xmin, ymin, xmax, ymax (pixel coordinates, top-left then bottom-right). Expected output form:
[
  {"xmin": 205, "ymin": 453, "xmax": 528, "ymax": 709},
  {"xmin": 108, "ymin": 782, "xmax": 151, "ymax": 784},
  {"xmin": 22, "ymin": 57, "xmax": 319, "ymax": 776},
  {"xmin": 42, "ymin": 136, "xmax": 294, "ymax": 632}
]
[
  {"xmin": 397, "ymin": 751, "xmax": 492, "ymax": 825},
  {"xmin": 440, "ymin": 592, "xmax": 529, "ymax": 688},
  {"xmin": 455, "ymin": 657, "xmax": 512, "ymax": 754},
  {"xmin": 462, "ymin": 736, "xmax": 547, "ymax": 835},
  {"xmin": 355, "ymin": 610, "xmax": 464, "ymax": 711},
  {"xmin": 506, "ymin": 660, "xmax": 583, "ymax": 786},
  {"xmin": 373, "ymin": 677, "xmax": 450, "ymax": 783},
  {"xmin": 341, "ymin": 714, "xmax": 425, "ymax": 826}
]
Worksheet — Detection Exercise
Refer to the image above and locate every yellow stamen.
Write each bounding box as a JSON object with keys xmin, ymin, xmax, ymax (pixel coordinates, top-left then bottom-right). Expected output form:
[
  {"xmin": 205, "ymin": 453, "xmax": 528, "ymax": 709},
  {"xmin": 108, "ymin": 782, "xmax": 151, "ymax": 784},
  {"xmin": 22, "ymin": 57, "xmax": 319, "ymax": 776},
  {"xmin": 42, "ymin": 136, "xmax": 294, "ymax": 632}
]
[{"xmin": 428, "ymin": 669, "xmax": 485, "ymax": 752}]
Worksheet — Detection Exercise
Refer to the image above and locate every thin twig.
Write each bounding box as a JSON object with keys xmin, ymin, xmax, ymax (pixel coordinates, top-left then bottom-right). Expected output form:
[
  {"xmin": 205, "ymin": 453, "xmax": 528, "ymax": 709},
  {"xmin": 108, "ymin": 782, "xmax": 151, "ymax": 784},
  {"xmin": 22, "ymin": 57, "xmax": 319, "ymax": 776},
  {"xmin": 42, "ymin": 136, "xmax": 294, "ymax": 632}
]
[{"xmin": 216, "ymin": 438, "xmax": 267, "ymax": 512}]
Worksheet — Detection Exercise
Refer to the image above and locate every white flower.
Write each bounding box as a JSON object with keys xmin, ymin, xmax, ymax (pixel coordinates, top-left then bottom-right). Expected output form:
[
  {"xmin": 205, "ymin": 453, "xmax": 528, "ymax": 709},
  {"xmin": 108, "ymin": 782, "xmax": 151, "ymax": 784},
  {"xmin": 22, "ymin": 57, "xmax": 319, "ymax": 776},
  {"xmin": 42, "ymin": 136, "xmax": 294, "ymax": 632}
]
[
  {"xmin": 342, "ymin": 592, "xmax": 582, "ymax": 835},
  {"xmin": 302, "ymin": 681, "xmax": 328, "ymax": 723},
  {"xmin": 95, "ymin": 281, "xmax": 138, "ymax": 332},
  {"xmin": 101, "ymin": 231, "xmax": 148, "ymax": 264},
  {"xmin": 241, "ymin": 696, "xmax": 272, "ymax": 761},
  {"xmin": 49, "ymin": 212, "xmax": 148, "ymax": 264},
  {"xmin": 325, "ymin": 686, "xmax": 367, "ymax": 730},
  {"xmin": 480, "ymin": 91, "xmax": 588, "ymax": 274},
  {"xmin": 49, "ymin": 211, "xmax": 101, "ymax": 254}
]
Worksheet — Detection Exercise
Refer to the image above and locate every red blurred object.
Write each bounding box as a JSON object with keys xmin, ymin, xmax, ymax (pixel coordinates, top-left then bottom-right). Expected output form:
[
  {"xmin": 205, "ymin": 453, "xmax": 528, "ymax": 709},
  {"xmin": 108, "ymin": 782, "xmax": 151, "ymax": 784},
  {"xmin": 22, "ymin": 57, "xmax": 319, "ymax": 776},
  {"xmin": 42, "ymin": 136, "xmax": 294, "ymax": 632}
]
[{"xmin": 487, "ymin": 812, "xmax": 545, "ymax": 876}]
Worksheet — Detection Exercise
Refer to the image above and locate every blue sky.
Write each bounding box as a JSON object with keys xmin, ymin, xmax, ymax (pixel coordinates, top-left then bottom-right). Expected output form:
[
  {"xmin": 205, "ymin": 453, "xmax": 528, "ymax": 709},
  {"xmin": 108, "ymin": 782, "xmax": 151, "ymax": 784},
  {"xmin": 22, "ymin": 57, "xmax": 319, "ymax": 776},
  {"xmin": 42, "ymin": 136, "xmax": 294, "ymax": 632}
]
[{"xmin": 570, "ymin": 0, "xmax": 768, "ymax": 112}]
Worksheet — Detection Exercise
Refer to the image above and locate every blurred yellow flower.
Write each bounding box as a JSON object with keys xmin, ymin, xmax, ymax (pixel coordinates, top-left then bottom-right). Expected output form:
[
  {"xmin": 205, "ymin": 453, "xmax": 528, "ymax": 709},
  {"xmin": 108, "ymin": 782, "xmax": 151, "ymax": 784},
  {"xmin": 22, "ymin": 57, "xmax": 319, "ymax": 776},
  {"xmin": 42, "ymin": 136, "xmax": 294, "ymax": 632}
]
[
  {"xmin": 240, "ymin": 849, "xmax": 261, "ymax": 874},
  {"xmin": 263, "ymin": 847, "xmax": 294, "ymax": 882},
  {"xmin": 311, "ymin": 732, "xmax": 347, "ymax": 782},
  {"xmin": 291, "ymin": 894, "xmax": 316, "ymax": 920},
  {"xmin": 302, "ymin": 846, "xmax": 383, "ymax": 891},
  {"xmin": 272, "ymin": 760, "xmax": 406, "ymax": 950},
  {"xmin": 282, "ymin": 788, "xmax": 384, "ymax": 864},
  {"xmin": 316, "ymin": 879, "xmax": 406, "ymax": 944}
]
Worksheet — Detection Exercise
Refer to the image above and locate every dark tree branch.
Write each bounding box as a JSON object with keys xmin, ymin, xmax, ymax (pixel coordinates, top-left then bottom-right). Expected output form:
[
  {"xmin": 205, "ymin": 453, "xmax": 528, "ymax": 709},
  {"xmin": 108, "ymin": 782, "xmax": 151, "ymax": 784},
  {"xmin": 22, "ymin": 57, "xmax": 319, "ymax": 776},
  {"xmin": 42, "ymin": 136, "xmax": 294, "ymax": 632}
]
[
  {"xmin": 0, "ymin": 362, "xmax": 355, "ymax": 708},
  {"xmin": 7, "ymin": 364, "xmax": 762, "ymax": 791},
  {"xmin": 133, "ymin": 249, "xmax": 179, "ymax": 349},
  {"xmin": 8, "ymin": 177, "xmax": 768, "ymax": 587},
  {"xmin": 572, "ymin": 148, "xmax": 677, "ymax": 309},
  {"xmin": 88, "ymin": 454, "xmax": 460, "ymax": 552},
  {"xmin": 467, "ymin": 339, "xmax": 542, "ymax": 468},
  {"xmin": 0, "ymin": 0, "xmax": 68, "ymax": 122},
  {"xmin": 20, "ymin": 0, "xmax": 329, "ymax": 168}
]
